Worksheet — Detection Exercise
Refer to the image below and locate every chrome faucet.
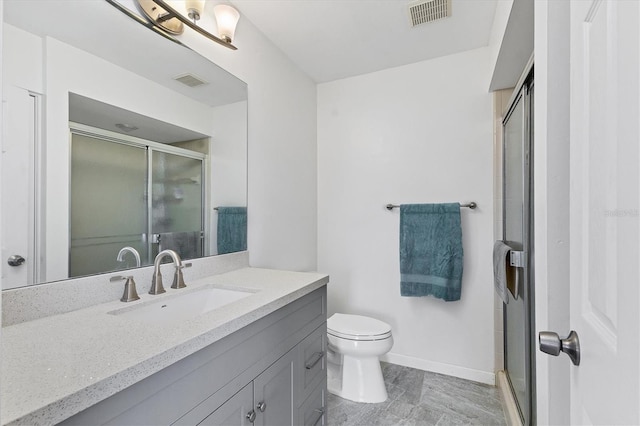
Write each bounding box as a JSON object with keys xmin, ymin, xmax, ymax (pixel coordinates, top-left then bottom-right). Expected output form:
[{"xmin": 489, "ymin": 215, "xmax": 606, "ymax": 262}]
[
  {"xmin": 117, "ymin": 246, "xmax": 141, "ymax": 268},
  {"xmin": 149, "ymin": 249, "xmax": 188, "ymax": 294}
]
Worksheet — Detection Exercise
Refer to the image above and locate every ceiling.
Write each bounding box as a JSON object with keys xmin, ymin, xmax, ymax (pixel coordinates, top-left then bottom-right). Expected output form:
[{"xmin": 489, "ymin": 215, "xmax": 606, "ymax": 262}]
[{"xmin": 231, "ymin": 0, "xmax": 499, "ymax": 83}]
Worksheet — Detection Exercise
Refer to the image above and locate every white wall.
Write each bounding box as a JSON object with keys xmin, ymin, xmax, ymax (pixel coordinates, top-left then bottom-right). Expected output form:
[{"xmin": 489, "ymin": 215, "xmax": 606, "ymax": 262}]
[
  {"xmin": 317, "ymin": 47, "xmax": 495, "ymax": 383},
  {"xmin": 2, "ymin": 25, "xmax": 41, "ymax": 93},
  {"xmin": 177, "ymin": 11, "xmax": 318, "ymax": 272}
]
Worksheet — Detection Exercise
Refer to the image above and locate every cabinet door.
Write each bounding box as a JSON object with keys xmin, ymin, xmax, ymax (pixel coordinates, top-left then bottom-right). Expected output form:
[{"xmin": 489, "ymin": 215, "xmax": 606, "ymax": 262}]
[
  {"xmin": 297, "ymin": 384, "xmax": 325, "ymax": 426},
  {"xmin": 253, "ymin": 350, "xmax": 297, "ymax": 426},
  {"xmin": 199, "ymin": 383, "xmax": 253, "ymax": 426}
]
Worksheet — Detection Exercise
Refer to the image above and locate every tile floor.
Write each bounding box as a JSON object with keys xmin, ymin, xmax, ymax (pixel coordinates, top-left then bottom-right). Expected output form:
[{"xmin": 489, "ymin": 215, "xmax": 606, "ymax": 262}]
[{"xmin": 327, "ymin": 362, "xmax": 507, "ymax": 426}]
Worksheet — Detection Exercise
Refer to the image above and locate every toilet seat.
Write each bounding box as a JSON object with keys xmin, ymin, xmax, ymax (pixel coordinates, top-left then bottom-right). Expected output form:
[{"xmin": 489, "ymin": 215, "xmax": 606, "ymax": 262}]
[{"xmin": 327, "ymin": 313, "xmax": 392, "ymax": 341}]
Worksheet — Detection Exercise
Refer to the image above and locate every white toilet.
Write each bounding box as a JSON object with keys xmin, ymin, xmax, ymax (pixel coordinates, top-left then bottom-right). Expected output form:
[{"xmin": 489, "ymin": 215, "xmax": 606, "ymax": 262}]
[{"xmin": 326, "ymin": 313, "xmax": 393, "ymax": 403}]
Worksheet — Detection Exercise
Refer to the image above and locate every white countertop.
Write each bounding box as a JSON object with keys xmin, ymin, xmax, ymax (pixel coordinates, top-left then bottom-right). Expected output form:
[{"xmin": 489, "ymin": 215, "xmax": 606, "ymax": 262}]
[{"xmin": 0, "ymin": 267, "xmax": 329, "ymax": 425}]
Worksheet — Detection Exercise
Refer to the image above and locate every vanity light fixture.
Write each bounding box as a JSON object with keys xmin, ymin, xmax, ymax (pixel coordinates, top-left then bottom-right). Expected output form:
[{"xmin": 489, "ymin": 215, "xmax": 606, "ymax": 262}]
[{"xmin": 136, "ymin": 0, "xmax": 239, "ymax": 50}]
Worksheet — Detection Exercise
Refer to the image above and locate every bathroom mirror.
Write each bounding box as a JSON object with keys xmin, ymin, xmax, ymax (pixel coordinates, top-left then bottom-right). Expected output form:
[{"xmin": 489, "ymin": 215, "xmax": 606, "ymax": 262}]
[{"xmin": 1, "ymin": 0, "xmax": 248, "ymax": 289}]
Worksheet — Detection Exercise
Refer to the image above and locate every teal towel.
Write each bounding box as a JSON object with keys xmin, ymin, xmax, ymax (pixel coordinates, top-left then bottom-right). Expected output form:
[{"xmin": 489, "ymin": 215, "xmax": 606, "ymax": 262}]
[
  {"xmin": 400, "ymin": 203, "xmax": 463, "ymax": 301},
  {"xmin": 216, "ymin": 207, "xmax": 247, "ymax": 255}
]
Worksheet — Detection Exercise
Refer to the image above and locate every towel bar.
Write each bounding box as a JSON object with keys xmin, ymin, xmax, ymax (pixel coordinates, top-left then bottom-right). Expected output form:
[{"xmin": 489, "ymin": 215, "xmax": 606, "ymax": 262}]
[{"xmin": 385, "ymin": 202, "xmax": 477, "ymax": 211}]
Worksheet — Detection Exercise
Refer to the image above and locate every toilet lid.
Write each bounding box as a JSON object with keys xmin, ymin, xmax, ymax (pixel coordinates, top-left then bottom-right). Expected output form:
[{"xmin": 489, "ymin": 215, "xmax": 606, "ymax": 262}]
[{"xmin": 327, "ymin": 313, "xmax": 392, "ymax": 340}]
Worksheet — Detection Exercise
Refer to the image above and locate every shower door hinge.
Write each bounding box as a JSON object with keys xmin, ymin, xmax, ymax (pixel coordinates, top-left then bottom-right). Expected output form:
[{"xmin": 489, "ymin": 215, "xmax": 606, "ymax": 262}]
[{"xmin": 510, "ymin": 251, "xmax": 527, "ymax": 268}]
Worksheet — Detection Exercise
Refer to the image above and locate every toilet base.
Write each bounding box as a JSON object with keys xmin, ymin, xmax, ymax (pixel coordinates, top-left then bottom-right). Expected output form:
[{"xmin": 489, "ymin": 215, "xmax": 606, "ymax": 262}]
[{"xmin": 327, "ymin": 355, "xmax": 388, "ymax": 403}]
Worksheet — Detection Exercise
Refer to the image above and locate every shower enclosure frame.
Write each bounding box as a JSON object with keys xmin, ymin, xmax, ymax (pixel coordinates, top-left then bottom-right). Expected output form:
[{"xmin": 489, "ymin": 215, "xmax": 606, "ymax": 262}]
[
  {"xmin": 501, "ymin": 62, "xmax": 535, "ymax": 426},
  {"xmin": 68, "ymin": 122, "xmax": 208, "ymax": 274}
]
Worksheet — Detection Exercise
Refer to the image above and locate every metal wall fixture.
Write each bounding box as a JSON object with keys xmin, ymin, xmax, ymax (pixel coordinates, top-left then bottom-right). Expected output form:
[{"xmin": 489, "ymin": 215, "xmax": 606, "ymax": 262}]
[
  {"xmin": 385, "ymin": 202, "xmax": 477, "ymax": 210},
  {"xmin": 136, "ymin": 0, "xmax": 240, "ymax": 50}
]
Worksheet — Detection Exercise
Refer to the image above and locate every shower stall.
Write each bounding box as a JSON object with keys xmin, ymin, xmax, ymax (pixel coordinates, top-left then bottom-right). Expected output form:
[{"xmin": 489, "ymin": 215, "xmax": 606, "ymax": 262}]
[
  {"xmin": 501, "ymin": 64, "xmax": 535, "ymax": 425},
  {"xmin": 69, "ymin": 125, "xmax": 206, "ymax": 277}
]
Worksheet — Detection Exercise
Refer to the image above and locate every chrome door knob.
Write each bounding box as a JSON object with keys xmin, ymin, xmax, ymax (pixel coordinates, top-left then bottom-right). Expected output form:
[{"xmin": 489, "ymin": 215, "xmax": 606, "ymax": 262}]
[
  {"xmin": 7, "ymin": 255, "xmax": 25, "ymax": 267},
  {"xmin": 539, "ymin": 330, "xmax": 581, "ymax": 366},
  {"xmin": 256, "ymin": 401, "xmax": 266, "ymax": 412},
  {"xmin": 246, "ymin": 409, "xmax": 256, "ymax": 423}
]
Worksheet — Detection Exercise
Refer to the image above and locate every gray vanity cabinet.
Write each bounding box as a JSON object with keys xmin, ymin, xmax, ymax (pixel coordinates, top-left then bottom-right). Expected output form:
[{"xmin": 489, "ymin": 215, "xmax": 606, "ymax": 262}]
[
  {"xmin": 203, "ymin": 349, "xmax": 296, "ymax": 425},
  {"xmin": 200, "ymin": 326, "xmax": 325, "ymax": 426},
  {"xmin": 59, "ymin": 287, "xmax": 327, "ymax": 426}
]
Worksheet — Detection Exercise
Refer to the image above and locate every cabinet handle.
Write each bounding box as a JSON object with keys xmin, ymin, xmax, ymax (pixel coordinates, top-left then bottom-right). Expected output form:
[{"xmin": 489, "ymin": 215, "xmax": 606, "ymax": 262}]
[
  {"xmin": 246, "ymin": 409, "xmax": 256, "ymax": 423},
  {"xmin": 305, "ymin": 352, "xmax": 324, "ymax": 370},
  {"xmin": 256, "ymin": 401, "xmax": 266, "ymax": 412},
  {"xmin": 311, "ymin": 408, "xmax": 324, "ymax": 426}
]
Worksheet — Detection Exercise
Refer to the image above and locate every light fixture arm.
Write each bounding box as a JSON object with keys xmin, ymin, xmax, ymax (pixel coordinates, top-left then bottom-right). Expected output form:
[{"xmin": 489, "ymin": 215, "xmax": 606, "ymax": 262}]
[{"xmin": 145, "ymin": 0, "xmax": 237, "ymax": 50}]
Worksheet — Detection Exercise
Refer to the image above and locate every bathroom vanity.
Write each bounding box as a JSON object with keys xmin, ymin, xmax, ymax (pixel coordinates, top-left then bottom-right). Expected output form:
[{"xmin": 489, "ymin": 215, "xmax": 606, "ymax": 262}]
[{"xmin": 1, "ymin": 261, "xmax": 328, "ymax": 425}]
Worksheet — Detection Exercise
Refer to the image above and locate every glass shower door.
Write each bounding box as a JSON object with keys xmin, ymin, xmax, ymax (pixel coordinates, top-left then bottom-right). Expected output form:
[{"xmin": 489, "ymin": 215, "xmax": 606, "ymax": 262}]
[
  {"xmin": 150, "ymin": 150, "xmax": 204, "ymax": 260},
  {"xmin": 70, "ymin": 134, "xmax": 148, "ymax": 277},
  {"xmin": 502, "ymin": 78, "xmax": 534, "ymax": 424}
]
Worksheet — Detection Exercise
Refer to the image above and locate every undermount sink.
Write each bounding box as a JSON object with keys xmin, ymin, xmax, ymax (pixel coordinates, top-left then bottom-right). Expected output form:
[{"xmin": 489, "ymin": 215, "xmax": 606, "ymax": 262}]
[{"xmin": 109, "ymin": 287, "xmax": 254, "ymax": 325}]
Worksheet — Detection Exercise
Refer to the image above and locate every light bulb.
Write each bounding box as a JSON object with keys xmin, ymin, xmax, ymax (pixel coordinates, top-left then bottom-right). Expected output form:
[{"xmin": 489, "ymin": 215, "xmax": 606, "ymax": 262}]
[{"xmin": 214, "ymin": 4, "xmax": 240, "ymax": 43}]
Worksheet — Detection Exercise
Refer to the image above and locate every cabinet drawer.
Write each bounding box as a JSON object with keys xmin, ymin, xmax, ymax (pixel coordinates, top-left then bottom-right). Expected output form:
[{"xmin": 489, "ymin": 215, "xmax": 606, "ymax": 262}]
[
  {"xmin": 297, "ymin": 323, "xmax": 326, "ymax": 405},
  {"xmin": 297, "ymin": 383, "xmax": 325, "ymax": 426}
]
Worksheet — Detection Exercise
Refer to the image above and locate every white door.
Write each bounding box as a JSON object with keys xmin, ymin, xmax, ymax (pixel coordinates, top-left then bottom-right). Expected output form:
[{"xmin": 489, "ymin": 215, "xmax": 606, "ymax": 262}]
[
  {"xmin": 1, "ymin": 85, "xmax": 38, "ymax": 289},
  {"xmin": 567, "ymin": 0, "xmax": 640, "ymax": 423}
]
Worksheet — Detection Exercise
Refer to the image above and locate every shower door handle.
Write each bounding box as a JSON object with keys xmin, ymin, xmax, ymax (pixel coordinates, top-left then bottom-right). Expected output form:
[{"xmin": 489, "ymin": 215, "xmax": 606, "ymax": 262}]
[
  {"xmin": 509, "ymin": 250, "xmax": 526, "ymax": 268},
  {"xmin": 539, "ymin": 330, "xmax": 580, "ymax": 366}
]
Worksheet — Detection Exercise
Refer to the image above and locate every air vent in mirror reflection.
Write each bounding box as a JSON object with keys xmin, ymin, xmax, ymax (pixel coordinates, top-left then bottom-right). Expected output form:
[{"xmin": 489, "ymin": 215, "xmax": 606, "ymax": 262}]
[{"xmin": 174, "ymin": 73, "xmax": 208, "ymax": 87}]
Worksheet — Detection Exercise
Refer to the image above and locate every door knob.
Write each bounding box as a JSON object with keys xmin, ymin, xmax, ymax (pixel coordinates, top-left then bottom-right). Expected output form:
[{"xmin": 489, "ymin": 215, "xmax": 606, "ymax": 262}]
[
  {"xmin": 539, "ymin": 330, "xmax": 580, "ymax": 366},
  {"xmin": 256, "ymin": 401, "xmax": 266, "ymax": 412},
  {"xmin": 7, "ymin": 255, "xmax": 25, "ymax": 267},
  {"xmin": 246, "ymin": 409, "xmax": 256, "ymax": 423}
]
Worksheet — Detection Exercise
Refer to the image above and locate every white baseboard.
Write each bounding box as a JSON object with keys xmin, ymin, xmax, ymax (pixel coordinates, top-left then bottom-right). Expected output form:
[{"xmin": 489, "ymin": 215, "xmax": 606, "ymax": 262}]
[
  {"xmin": 496, "ymin": 370, "xmax": 523, "ymax": 426},
  {"xmin": 380, "ymin": 352, "xmax": 495, "ymax": 385}
]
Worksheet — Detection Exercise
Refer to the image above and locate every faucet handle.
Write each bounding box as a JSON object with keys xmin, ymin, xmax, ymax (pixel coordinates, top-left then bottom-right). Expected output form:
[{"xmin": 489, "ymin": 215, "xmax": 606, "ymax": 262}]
[
  {"xmin": 111, "ymin": 275, "xmax": 140, "ymax": 302},
  {"xmin": 171, "ymin": 263, "xmax": 190, "ymax": 289}
]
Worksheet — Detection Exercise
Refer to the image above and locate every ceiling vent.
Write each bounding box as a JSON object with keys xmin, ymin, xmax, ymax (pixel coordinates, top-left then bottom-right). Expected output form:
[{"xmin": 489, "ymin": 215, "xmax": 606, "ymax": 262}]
[
  {"xmin": 408, "ymin": 0, "xmax": 452, "ymax": 27},
  {"xmin": 173, "ymin": 73, "xmax": 208, "ymax": 88}
]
